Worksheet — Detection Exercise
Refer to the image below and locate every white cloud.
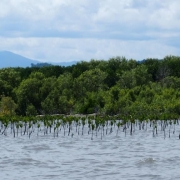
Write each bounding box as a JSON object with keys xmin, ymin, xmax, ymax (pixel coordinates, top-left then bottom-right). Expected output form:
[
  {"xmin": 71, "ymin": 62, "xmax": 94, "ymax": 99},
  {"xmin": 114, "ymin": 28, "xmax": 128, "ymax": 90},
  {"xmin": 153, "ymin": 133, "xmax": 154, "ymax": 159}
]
[
  {"xmin": 148, "ymin": 1, "xmax": 180, "ymax": 30},
  {"xmin": 0, "ymin": 37, "xmax": 178, "ymax": 62},
  {"xmin": 0, "ymin": 0, "xmax": 180, "ymax": 62}
]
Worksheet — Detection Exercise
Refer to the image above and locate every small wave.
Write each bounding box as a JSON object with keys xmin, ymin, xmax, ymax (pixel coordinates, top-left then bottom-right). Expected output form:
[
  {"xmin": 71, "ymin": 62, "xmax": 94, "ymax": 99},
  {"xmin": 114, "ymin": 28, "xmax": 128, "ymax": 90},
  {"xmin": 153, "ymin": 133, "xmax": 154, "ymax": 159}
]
[
  {"xmin": 136, "ymin": 142, "xmax": 141, "ymax": 146},
  {"xmin": 23, "ymin": 144, "xmax": 51, "ymax": 152},
  {"xmin": 137, "ymin": 157, "xmax": 156, "ymax": 166},
  {"xmin": 163, "ymin": 156, "xmax": 180, "ymax": 163}
]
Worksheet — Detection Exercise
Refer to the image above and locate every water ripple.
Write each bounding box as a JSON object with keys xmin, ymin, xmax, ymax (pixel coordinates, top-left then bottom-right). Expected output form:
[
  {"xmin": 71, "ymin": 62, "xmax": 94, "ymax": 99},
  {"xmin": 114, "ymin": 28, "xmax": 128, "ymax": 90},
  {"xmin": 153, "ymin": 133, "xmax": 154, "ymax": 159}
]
[{"xmin": 1, "ymin": 124, "xmax": 180, "ymax": 180}]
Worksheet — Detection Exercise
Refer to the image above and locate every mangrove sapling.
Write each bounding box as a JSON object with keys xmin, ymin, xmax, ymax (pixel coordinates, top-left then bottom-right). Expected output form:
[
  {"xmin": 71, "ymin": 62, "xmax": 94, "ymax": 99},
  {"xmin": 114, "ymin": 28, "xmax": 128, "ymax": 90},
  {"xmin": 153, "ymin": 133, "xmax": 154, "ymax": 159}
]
[
  {"xmin": 160, "ymin": 120, "xmax": 163, "ymax": 131},
  {"xmin": 1, "ymin": 125, "xmax": 5, "ymax": 135},
  {"xmin": 106, "ymin": 125, "xmax": 108, "ymax": 135},
  {"xmin": 101, "ymin": 120, "xmax": 105, "ymax": 137},
  {"xmin": 165, "ymin": 121, "xmax": 168, "ymax": 129},
  {"xmin": 152, "ymin": 124, "xmax": 155, "ymax": 137},
  {"xmin": 21, "ymin": 117, "xmax": 27, "ymax": 135},
  {"xmin": 169, "ymin": 120, "xmax": 172, "ymax": 138},
  {"xmin": 163, "ymin": 125, "xmax": 166, "ymax": 139},
  {"xmin": 145, "ymin": 119, "xmax": 148, "ymax": 131},
  {"xmin": 126, "ymin": 121, "xmax": 130, "ymax": 129},
  {"xmin": 75, "ymin": 118, "xmax": 79, "ymax": 133},
  {"xmin": 0, "ymin": 121, "xmax": 2, "ymax": 133},
  {"xmin": 28, "ymin": 122, "xmax": 32, "ymax": 136},
  {"xmin": 97, "ymin": 125, "xmax": 101, "ymax": 132},
  {"xmin": 95, "ymin": 119, "xmax": 100, "ymax": 137},
  {"xmin": 77, "ymin": 121, "xmax": 81, "ymax": 135},
  {"xmin": 56, "ymin": 122, "xmax": 61, "ymax": 137},
  {"xmin": 98, "ymin": 124, "xmax": 102, "ymax": 135},
  {"xmin": 16, "ymin": 123, "xmax": 19, "ymax": 137},
  {"xmin": 156, "ymin": 125, "xmax": 158, "ymax": 135},
  {"xmin": 43, "ymin": 121, "xmax": 48, "ymax": 135},
  {"xmin": 29, "ymin": 130, "xmax": 33, "ymax": 139},
  {"xmin": 0, "ymin": 120, "xmax": 3, "ymax": 133},
  {"xmin": 91, "ymin": 123, "xmax": 95, "ymax": 140},
  {"xmin": 133, "ymin": 120, "xmax": 136, "ymax": 133},
  {"xmin": 0, "ymin": 125, "xmax": 3, "ymax": 134},
  {"xmin": 13, "ymin": 122, "xmax": 16, "ymax": 138},
  {"xmin": 100, "ymin": 125, "xmax": 103, "ymax": 140},
  {"xmin": 82, "ymin": 119, "xmax": 85, "ymax": 135},
  {"xmin": 155, "ymin": 121, "xmax": 158, "ymax": 135},
  {"xmin": 139, "ymin": 121, "xmax": 142, "ymax": 130},
  {"xmin": 62, "ymin": 120, "xmax": 67, "ymax": 136},
  {"xmin": 150, "ymin": 119, "xmax": 153, "ymax": 128},
  {"xmin": 105, "ymin": 119, "xmax": 109, "ymax": 135},
  {"xmin": 122, "ymin": 121, "xmax": 127, "ymax": 136},
  {"xmin": 63, "ymin": 123, "xmax": 66, "ymax": 136},
  {"xmin": 19, "ymin": 123, "xmax": 23, "ymax": 136},
  {"xmin": 48, "ymin": 121, "xmax": 52, "ymax": 134},
  {"xmin": 24, "ymin": 122, "xmax": 27, "ymax": 135},
  {"xmin": 162, "ymin": 120, "xmax": 166, "ymax": 132},
  {"xmin": 37, "ymin": 123, "xmax": 40, "ymax": 136},
  {"xmin": 130, "ymin": 120, "xmax": 133, "ymax": 135},
  {"xmin": 113, "ymin": 119, "xmax": 117, "ymax": 128},
  {"xmin": 173, "ymin": 120, "xmax": 176, "ymax": 134},
  {"xmin": 50, "ymin": 121, "xmax": 54, "ymax": 134},
  {"xmin": 109, "ymin": 121, "xmax": 113, "ymax": 134},
  {"xmin": 88, "ymin": 119, "xmax": 92, "ymax": 134},
  {"xmin": 116, "ymin": 122, "xmax": 121, "ymax": 136},
  {"xmin": 54, "ymin": 127, "xmax": 56, "ymax": 138},
  {"xmin": 10, "ymin": 122, "xmax": 13, "ymax": 134},
  {"xmin": 68, "ymin": 120, "xmax": 72, "ymax": 136},
  {"xmin": 1, "ymin": 121, "xmax": 8, "ymax": 136},
  {"xmin": 152, "ymin": 121, "xmax": 158, "ymax": 137},
  {"xmin": 141, "ymin": 121, "xmax": 144, "ymax": 130},
  {"xmin": 32, "ymin": 118, "xmax": 37, "ymax": 131}
]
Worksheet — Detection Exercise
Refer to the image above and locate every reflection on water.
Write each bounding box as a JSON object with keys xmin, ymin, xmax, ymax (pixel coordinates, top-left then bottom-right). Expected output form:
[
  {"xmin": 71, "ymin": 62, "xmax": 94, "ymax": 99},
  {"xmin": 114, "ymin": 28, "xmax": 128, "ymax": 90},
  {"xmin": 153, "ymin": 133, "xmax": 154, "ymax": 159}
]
[{"xmin": 1, "ymin": 123, "xmax": 180, "ymax": 180}]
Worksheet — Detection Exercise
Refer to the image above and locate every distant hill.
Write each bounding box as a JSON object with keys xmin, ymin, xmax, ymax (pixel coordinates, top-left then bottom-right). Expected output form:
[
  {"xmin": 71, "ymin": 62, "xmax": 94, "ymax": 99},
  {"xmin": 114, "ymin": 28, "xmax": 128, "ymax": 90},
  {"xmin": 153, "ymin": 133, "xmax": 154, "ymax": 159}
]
[
  {"xmin": 31, "ymin": 61, "xmax": 77, "ymax": 67},
  {"xmin": 31, "ymin": 62, "xmax": 54, "ymax": 67},
  {"xmin": 0, "ymin": 51, "xmax": 77, "ymax": 68},
  {"xmin": 53, "ymin": 61, "xmax": 77, "ymax": 67},
  {"xmin": 0, "ymin": 51, "xmax": 40, "ymax": 68}
]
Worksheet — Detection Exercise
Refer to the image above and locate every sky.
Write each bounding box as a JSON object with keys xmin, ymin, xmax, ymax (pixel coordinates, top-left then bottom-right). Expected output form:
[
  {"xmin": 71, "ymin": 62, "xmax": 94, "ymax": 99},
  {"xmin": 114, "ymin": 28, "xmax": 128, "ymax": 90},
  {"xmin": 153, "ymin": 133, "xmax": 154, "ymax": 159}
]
[{"xmin": 0, "ymin": 0, "xmax": 180, "ymax": 63}]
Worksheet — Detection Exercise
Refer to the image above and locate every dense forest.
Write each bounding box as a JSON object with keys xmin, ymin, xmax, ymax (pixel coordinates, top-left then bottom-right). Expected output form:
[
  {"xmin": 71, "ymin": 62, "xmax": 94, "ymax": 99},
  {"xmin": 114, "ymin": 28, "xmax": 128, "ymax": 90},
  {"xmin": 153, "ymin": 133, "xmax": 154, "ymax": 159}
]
[{"xmin": 1, "ymin": 55, "xmax": 180, "ymax": 119}]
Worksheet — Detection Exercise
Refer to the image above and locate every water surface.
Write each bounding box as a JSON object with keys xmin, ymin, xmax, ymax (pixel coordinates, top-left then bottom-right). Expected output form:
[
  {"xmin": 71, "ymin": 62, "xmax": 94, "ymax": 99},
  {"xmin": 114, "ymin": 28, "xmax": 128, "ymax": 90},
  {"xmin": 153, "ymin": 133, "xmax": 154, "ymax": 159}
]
[{"xmin": 0, "ymin": 123, "xmax": 180, "ymax": 180}]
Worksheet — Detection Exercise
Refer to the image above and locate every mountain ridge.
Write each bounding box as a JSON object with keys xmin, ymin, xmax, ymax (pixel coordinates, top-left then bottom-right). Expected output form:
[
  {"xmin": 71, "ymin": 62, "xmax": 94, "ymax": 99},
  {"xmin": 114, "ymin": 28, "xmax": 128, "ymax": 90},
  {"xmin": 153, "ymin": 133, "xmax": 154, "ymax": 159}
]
[{"xmin": 0, "ymin": 51, "xmax": 77, "ymax": 68}]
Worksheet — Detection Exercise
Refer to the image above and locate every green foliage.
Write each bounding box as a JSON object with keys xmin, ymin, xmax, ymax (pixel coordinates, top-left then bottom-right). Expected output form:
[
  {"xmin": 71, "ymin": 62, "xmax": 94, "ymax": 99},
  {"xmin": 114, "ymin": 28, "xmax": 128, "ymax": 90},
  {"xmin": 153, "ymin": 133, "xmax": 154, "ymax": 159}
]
[
  {"xmin": 0, "ymin": 68, "xmax": 21, "ymax": 97},
  {"xmin": 1, "ymin": 55, "xmax": 180, "ymax": 117},
  {"xmin": 15, "ymin": 72, "xmax": 45, "ymax": 115},
  {"xmin": 0, "ymin": 96, "xmax": 17, "ymax": 115},
  {"xmin": 26, "ymin": 104, "xmax": 37, "ymax": 116},
  {"xmin": 41, "ymin": 73, "xmax": 74, "ymax": 114}
]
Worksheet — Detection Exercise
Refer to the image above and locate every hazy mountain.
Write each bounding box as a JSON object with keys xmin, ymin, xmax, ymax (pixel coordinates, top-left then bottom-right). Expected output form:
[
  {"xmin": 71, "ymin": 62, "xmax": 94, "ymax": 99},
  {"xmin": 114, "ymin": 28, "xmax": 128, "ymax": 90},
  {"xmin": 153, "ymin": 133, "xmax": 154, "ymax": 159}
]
[
  {"xmin": 53, "ymin": 61, "xmax": 77, "ymax": 67},
  {"xmin": 0, "ymin": 51, "xmax": 77, "ymax": 68}
]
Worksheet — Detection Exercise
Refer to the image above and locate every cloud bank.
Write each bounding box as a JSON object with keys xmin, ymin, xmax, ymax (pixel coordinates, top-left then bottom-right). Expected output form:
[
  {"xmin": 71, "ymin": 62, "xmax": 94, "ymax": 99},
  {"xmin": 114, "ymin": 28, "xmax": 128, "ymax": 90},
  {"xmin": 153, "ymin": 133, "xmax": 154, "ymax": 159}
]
[{"xmin": 0, "ymin": 0, "xmax": 180, "ymax": 62}]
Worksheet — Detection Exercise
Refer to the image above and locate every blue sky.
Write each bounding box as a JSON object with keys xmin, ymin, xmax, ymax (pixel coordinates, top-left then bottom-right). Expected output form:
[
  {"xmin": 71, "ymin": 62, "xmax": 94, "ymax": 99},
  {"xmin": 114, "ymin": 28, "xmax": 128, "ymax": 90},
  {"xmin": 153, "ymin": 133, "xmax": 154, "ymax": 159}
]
[{"xmin": 0, "ymin": 0, "xmax": 180, "ymax": 62}]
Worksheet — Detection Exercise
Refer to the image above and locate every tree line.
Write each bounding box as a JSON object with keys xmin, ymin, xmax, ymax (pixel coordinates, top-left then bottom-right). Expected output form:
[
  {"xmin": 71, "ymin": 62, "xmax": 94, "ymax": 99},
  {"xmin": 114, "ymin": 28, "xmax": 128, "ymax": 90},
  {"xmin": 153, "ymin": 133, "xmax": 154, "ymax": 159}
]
[{"xmin": 1, "ymin": 55, "xmax": 180, "ymax": 119}]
